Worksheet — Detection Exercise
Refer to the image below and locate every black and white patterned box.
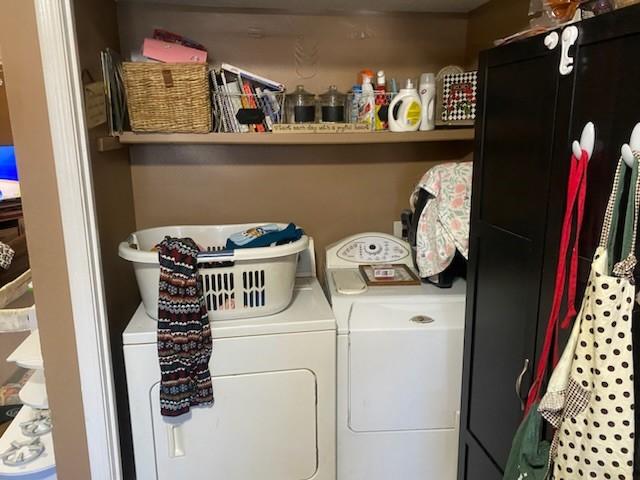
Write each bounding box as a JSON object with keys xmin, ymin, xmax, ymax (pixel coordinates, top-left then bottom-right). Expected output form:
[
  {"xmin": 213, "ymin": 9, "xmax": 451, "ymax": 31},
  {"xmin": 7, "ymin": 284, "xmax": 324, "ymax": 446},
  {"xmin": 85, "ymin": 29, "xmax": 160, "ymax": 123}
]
[{"xmin": 441, "ymin": 72, "xmax": 477, "ymax": 122}]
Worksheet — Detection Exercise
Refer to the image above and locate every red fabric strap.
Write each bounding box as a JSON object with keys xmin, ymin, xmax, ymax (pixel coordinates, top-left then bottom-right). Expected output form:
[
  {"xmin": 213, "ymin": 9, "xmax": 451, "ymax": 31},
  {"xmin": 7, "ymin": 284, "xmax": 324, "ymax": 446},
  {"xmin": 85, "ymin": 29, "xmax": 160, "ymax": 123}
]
[
  {"xmin": 561, "ymin": 156, "xmax": 588, "ymax": 329},
  {"xmin": 525, "ymin": 149, "xmax": 588, "ymax": 414}
]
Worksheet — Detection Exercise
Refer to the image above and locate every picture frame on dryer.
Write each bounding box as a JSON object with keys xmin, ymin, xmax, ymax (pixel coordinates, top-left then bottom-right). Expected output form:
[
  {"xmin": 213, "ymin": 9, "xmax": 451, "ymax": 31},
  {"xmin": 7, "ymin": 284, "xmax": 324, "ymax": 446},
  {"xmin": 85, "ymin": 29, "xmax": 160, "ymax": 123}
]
[{"xmin": 358, "ymin": 264, "xmax": 421, "ymax": 286}]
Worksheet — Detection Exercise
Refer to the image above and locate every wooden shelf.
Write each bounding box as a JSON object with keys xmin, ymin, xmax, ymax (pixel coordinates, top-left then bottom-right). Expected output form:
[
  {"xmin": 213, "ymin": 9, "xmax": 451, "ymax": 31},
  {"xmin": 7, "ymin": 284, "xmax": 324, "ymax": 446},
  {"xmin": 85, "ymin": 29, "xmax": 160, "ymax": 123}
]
[{"xmin": 116, "ymin": 129, "xmax": 474, "ymax": 146}]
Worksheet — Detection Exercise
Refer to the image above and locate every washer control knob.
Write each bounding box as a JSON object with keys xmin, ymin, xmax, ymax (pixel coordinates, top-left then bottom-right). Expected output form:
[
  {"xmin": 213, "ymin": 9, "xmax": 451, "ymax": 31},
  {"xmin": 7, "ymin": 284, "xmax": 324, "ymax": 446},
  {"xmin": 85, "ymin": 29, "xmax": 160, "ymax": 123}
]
[{"xmin": 367, "ymin": 243, "xmax": 381, "ymax": 254}]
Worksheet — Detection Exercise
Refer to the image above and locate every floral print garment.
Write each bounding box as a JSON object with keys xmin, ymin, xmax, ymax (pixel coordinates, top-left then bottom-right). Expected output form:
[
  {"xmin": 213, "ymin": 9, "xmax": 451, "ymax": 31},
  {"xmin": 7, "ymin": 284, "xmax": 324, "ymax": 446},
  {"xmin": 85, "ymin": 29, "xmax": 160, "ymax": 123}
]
[{"xmin": 411, "ymin": 162, "xmax": 472, "ymax": 278}]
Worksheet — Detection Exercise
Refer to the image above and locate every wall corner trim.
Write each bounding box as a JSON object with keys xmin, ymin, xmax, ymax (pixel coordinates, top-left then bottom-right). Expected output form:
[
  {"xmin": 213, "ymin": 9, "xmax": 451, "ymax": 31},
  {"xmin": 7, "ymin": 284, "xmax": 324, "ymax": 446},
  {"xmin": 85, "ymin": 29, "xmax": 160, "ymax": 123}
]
[{"xmin": 33, "ymin": 0, "xmax": 122, "ymax": 478}]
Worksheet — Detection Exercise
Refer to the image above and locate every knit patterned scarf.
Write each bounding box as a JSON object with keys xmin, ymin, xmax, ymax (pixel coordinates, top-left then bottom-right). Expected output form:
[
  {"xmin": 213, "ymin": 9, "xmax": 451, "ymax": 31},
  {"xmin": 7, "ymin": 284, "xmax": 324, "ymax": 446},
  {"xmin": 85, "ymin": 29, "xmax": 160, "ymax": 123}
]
[{"xmin": 157, "ymin": 237, "xmax": 213, "ymax": 417}]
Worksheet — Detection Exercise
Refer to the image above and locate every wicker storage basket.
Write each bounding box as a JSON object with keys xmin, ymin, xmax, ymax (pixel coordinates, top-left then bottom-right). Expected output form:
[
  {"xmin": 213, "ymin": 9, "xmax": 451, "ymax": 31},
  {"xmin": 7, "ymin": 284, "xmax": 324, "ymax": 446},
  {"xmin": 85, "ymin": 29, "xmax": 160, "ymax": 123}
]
[{"xmin": 122, "ymin": 62, "xmax": 212, "ymax": 133}]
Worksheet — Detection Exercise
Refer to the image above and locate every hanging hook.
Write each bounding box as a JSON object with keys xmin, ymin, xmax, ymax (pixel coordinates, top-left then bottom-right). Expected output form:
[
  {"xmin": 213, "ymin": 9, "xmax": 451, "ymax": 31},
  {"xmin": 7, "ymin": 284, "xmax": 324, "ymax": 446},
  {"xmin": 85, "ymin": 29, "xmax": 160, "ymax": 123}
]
[
  {"xmin": 572, "ymin": 140, "xmax": 582, "ymax": 160},
  {"xmin": 572, "ymin": 122, "xmax": 595, "ymax": 160},
  {"xmin": 621, "ymin": 145, "xmax": 634, "ymax": 168},
  {"xmin": 621, "ymin": 123, "xmax": 640, "ymax": 168},
  {"xmin": 580, "ymin": 122, "xmax": 595, "ymax": 160}
]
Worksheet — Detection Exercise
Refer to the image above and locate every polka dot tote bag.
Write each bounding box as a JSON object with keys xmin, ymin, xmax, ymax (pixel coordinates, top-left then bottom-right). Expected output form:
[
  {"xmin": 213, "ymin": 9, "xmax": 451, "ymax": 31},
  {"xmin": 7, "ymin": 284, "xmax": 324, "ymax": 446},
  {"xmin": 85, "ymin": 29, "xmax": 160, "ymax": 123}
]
[{"xmin": 543, "ymin": 156, "xmax": 637, "ymax": 480}]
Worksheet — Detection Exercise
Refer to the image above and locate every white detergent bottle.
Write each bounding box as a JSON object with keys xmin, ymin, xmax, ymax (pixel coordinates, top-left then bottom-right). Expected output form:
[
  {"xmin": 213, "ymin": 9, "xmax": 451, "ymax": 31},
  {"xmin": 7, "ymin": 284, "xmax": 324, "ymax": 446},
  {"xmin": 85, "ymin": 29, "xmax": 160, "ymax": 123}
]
[
  {"xmin": 418, "ymin": 73, "xmax": 436, "ymax": 131},
  {"xmin": 388, "ymin": 79, "xmax": 422, "ymax": 132}
]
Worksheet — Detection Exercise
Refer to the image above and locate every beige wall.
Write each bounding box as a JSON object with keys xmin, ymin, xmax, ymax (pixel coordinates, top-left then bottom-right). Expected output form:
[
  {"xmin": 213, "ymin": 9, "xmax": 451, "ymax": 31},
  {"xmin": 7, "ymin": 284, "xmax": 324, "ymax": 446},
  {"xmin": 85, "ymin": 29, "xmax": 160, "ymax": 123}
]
[
  {"xmin": 0, "ymin": 1, "xmax": 91, "ymax": 478},
  {"xmin": 131, "ymin": 142, "xmax": 472, "ymax": 271},
  {"xmin": 465, "ymin": 0, "xmax": 531, "ymax": 67},
  {"xmin": 0, "ymin": 54, "xmax": 22, "ymax": 386},
  {"xmin": 118, "ymin": 4, "xmax": 469, "ymax": 93},
  {"xmin": 0, "ymin": 67, "xmax": 12, "ymax": 145},
  {"xmin": 121, "ymin": 6, "xmax": 473, "ymax": 269}
]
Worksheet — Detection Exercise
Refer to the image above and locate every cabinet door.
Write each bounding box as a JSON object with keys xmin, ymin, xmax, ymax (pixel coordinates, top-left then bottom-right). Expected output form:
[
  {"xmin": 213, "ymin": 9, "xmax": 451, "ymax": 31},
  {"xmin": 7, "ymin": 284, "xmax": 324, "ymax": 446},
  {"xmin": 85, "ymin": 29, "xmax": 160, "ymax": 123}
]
[
  {"xmin": 461, "ymin": 439, "xmax": 503, "ymax": 480},
  {"xmin": 567, "ymin": 8, "xmax": 640, "ymax": 475},
  {"xmin": 569, "ymin": 7, "xmax": 640, "ymax": 269},
  {"xmin": 459, "ymin": 36, "xmax": 567, "ymax": 478}
]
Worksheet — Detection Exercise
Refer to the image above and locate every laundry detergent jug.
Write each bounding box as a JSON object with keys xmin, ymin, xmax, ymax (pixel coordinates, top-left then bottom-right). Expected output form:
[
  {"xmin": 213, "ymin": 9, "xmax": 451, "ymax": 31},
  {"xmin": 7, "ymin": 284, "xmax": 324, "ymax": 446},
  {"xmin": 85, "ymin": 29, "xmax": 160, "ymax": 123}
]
[{"xmin": 388, "ymin": 79, "xmax": 422, "ymax": 132}]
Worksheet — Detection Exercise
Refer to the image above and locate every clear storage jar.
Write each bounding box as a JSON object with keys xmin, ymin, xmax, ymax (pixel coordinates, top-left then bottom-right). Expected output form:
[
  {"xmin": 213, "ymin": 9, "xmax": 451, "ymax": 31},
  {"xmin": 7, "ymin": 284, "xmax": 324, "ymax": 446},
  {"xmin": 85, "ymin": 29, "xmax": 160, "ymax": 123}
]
[
  {"xmin": 318, "ymin": 85, "xmax": 347, "ymax": 123},
  {"xmin": 285, "ymin": 85, "xmax": 316, "ymax": 123}
]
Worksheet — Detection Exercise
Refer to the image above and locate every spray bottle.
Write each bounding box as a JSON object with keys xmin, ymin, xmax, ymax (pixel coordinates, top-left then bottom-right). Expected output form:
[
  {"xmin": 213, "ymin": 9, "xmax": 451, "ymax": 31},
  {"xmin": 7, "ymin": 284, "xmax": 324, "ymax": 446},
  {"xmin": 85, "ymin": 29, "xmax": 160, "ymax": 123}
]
[
  {"xmin": 358, "ymin": 74, "xmax": 376, "ymax": 130},
  {"xmin": 374, "ymin": 70, "xmax": 388, "ymax": 130}
]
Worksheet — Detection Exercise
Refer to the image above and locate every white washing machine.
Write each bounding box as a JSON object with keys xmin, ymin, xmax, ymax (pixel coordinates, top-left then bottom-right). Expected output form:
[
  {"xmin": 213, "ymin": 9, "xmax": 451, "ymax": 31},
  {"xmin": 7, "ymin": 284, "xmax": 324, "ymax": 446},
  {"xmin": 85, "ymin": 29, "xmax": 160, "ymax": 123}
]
[
  {"xmin": 325, "ymin": 233, "xmax": 466, "ymax": 480},
  {"xmin": 123, "ymin": 245, "xmax": 336, "ymax": 480}
]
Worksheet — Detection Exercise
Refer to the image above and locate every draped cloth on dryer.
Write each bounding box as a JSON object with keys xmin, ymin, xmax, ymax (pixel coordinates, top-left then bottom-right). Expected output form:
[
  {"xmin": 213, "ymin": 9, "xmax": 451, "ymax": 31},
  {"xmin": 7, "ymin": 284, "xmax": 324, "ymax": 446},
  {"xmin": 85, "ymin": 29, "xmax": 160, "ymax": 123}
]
[
  {"xmin": 157, "ymin": 237, "xmax": 213, "ymax": 417},
  {"xmin": 411, "ymin": 162, "xmax": 472, "ymax": 278}
]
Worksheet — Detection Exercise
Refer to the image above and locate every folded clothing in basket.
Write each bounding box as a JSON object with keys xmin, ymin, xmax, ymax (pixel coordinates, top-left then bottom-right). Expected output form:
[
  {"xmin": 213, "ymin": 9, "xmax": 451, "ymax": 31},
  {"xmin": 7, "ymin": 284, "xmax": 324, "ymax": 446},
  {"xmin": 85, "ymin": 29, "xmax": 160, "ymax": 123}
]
[{"xmin": 225, "ymin": 223, "xmax": 303, "ymax": 250}]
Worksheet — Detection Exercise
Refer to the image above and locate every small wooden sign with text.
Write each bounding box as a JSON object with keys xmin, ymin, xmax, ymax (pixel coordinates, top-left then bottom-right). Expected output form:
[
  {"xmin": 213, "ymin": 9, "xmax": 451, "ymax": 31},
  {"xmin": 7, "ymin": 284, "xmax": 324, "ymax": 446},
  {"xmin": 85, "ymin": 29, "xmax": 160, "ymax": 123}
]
[{"xmin": 272, "ymin": 123, "xmax": 371, "ymax": 134}]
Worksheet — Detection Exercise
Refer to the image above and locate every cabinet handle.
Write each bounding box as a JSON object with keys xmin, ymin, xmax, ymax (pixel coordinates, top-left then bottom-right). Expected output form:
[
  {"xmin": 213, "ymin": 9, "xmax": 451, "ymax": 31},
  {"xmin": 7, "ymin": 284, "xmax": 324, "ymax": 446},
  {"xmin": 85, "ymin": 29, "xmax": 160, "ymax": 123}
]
[{"xmin": 515, "ymin": 358, "xmax": 530, "ymax": 411}]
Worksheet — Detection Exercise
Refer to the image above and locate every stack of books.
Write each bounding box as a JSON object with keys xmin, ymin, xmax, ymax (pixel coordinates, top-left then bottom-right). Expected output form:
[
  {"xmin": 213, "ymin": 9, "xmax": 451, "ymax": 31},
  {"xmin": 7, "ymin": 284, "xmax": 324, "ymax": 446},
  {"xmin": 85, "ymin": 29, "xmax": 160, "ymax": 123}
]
[
  {"xmin": 100, "ymin": 48, "xmax": 129, "ymax": 135},
  {"xmin": 211, "ymin": 64, "xmax": 285, "ymax": 133}
]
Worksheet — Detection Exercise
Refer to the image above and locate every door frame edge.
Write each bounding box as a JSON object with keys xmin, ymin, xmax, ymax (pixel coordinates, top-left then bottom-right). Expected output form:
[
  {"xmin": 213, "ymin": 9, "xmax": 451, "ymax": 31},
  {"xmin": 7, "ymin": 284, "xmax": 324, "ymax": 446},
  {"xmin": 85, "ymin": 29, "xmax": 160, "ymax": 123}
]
[{"xmin": 32, "ymin": 0, "xmax": 122, "ymax": 479}]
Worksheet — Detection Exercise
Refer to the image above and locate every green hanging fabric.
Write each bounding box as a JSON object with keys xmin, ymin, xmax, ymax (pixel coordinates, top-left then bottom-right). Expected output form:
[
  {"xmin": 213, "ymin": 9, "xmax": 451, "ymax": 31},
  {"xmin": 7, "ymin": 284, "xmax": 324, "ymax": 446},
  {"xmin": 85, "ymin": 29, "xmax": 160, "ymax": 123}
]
[
  {"xmin": 605, "ymin": 157, "xmax": 638, "ymax": 272},
  {"xmin": 503, "ymin": 403, "xmax": 551, "ymax": 480}
]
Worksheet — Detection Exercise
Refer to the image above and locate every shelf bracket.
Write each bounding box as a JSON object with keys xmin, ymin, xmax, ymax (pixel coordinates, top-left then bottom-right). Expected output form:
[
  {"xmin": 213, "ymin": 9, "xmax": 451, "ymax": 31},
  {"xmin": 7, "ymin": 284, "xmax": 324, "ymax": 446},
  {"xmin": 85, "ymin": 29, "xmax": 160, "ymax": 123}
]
[{"xmin": 96, "ymin": 136, "xmax": 123, "ymax": 153}]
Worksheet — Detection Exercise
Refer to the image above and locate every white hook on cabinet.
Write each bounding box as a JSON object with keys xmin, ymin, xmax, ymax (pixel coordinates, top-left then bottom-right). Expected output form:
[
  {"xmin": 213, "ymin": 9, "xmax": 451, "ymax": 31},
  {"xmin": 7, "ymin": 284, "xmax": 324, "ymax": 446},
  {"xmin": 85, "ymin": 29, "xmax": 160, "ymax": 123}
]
[
  {"xmin": 621, "ymin": 123, "xmax": 640, "ymax": 168},
  {"xmin": 544, "ymin": 32, "xmax": 559, "ymax": 50},
  {"xmin": 572, "ymin": 122, "xmax": 595, "ymax": 160},
  {"xmin": 572, "ymin": 141, "xmax": 581, "ymax": 159},
  {"xmin": 559, "ymin": 26, "xmax": 579, "ymax": 76}
]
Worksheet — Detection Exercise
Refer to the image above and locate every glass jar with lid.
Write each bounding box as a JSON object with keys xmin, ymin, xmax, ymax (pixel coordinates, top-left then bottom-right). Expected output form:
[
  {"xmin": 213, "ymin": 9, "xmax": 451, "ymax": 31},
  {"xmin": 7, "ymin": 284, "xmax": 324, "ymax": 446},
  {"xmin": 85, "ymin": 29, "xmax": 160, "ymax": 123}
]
[
  {"xmin": 286, "ymin": 85, "xmax": 316, "ymax": 123},
  {"xmin": 318, "ymin": 85, "xmax": 347, "ymax": 123}
]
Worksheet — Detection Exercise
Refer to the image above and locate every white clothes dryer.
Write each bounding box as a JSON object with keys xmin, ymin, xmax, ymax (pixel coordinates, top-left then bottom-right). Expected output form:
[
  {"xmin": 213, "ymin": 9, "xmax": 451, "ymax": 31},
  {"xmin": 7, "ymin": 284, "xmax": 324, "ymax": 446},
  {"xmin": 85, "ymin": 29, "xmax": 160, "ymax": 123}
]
[
  {"xmin": 124, "ymin": 243, "xmax": 336, "ymax": 480},
  {"xmin": 325, "ymin": 233, "xmax": 466, "ymax": 480}
]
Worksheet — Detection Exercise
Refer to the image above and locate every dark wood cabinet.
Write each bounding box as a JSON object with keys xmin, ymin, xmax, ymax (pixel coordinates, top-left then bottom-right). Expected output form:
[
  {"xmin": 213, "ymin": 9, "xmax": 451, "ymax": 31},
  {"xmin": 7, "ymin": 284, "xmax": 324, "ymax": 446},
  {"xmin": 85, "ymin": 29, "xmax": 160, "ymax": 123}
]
[{"xmin": 458, "ymin": 6, "xmax": 640, "ymax": 479}]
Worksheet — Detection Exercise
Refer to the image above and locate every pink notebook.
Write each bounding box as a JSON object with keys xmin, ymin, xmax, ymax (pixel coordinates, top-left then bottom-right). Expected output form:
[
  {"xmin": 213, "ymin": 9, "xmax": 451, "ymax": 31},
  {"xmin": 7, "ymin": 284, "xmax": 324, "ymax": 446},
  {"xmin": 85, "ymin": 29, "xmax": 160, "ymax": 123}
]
[{"xmin": 142, "ymin": 38, "xmax": 207, "ymax": 63}]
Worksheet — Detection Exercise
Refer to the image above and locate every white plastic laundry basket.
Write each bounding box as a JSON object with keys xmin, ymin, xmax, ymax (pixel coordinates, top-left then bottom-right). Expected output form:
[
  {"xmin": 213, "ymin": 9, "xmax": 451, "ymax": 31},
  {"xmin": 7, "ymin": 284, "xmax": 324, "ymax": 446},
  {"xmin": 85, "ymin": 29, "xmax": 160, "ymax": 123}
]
[{"xmin": 118, "ymin": 224, "xmax": 309, "ymax": 321}]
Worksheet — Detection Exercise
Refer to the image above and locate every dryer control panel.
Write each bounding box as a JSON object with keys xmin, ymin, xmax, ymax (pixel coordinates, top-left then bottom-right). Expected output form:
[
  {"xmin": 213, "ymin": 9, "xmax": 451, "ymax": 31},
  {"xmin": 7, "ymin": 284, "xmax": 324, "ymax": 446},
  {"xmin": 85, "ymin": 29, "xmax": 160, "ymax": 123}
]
[{"xmin": 326, "ymin": 233, "xmax": 412, "ymax": 268}]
